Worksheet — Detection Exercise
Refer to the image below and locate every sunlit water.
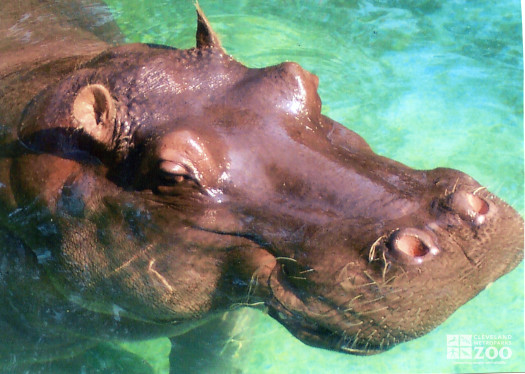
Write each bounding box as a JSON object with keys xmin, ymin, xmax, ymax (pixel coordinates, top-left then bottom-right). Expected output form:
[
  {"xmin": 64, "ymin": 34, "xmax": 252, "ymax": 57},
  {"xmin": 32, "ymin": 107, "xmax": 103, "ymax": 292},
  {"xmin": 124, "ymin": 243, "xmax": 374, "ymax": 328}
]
[{"xmin": 86, "ymin": 0, "xmax": 524, "ymax": 372}]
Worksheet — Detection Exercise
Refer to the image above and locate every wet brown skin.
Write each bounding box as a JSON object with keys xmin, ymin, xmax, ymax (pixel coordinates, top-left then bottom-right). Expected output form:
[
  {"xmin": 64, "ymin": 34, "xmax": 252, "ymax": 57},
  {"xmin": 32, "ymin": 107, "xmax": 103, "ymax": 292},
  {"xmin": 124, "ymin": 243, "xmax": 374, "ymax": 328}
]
[{"xmin": 0, "ymin": 0, "xmax": 523, "ymax": 368}]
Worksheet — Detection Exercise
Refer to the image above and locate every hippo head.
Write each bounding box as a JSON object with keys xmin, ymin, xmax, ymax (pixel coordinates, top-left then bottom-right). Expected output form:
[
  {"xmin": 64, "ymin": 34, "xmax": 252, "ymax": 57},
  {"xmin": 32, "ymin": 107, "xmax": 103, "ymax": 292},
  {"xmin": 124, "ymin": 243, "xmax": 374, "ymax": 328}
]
[{"xmin": 15, "ymin": 7, "xmax": 523, "ymax": 354}]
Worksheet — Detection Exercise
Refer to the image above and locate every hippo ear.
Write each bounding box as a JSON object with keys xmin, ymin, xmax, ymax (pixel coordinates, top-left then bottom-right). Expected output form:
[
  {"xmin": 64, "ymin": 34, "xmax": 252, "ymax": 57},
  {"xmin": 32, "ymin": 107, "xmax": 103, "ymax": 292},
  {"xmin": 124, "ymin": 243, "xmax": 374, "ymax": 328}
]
[
  {"xmin": 195, "ymin": 2, "xmax": 224, "ymax": 50},
  {"xmin": 72, "ymin": 84, "xmax": 116, "ymax": 146}
]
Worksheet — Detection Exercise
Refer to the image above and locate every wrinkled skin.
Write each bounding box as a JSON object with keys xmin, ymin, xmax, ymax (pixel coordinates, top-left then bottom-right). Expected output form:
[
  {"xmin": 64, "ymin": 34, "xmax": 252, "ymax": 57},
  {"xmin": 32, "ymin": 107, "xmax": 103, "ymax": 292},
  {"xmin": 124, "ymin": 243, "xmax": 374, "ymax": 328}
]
[{"xmin": 0, "ymin": 1, "xmax": 523, "ymax": 371}]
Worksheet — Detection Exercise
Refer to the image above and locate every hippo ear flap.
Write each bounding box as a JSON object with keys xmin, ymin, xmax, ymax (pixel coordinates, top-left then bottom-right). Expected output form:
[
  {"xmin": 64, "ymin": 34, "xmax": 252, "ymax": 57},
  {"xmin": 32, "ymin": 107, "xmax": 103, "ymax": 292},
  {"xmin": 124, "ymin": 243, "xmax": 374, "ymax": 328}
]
[
  {"xmin": 195, "ymin": 2, "xmax": 224, "ymax": 51},
  {"xmin": 72, "ymin": 84, "xmax": 116, "ymax": 146}
]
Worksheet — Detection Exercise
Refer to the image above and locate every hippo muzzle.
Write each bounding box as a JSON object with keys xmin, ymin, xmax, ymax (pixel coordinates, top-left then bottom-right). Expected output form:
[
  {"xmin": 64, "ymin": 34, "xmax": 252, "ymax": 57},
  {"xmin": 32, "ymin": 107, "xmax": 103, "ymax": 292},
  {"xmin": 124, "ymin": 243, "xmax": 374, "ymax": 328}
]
[
  {"xmin": 9, "ymin": 5, "xmax": 524, "ymax": 358},
  {"xmin": 263, "ymin": 171, "xmax": 523, "ymax": 354}
]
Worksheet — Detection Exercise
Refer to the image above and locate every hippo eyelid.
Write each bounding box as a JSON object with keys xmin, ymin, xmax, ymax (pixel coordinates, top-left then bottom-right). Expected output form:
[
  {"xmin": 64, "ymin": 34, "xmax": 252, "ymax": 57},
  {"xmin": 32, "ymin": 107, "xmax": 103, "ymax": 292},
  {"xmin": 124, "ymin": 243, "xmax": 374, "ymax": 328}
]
[
  {"xmin": 158, "ymin": 160, "xmax": 199, "ymax": 185},
  {"xmin": 159, "ymin": 160, "xmax": 187, "ymax": 175}
]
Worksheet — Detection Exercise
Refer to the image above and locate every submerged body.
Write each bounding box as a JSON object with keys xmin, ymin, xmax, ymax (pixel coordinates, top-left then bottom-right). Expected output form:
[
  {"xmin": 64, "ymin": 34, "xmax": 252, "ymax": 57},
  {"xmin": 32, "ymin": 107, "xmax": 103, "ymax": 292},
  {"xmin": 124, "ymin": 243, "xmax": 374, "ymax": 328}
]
[{"xmin": 0, "ymin": 0, "xmax": 523, "ymax": 371}]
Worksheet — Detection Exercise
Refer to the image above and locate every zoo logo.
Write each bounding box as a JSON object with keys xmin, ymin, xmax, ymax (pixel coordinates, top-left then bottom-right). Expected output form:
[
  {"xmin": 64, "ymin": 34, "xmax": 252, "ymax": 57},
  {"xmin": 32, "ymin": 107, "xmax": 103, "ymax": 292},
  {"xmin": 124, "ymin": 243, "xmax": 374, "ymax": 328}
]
[{"xmin": 446, "ymin": 334, "xmax": 512, "ymax": 362}]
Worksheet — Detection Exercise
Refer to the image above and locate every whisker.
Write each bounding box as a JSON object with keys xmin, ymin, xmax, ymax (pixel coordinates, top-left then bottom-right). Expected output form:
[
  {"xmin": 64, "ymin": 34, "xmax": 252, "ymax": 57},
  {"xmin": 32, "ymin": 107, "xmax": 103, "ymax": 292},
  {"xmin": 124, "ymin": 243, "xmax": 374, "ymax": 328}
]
[
  {"xmin": 358, "ymin": 306, "xmax": 389, "ymax": 315},
  {"xmin": 472, "ymin": 186, "xmax": 487, "ymax": 195}
]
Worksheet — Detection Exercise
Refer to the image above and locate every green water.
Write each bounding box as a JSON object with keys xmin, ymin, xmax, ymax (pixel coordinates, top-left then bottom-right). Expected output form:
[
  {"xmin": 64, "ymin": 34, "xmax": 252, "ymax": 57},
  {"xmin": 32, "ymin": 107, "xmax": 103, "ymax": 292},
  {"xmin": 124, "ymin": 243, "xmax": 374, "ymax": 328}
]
[{"xmin": 103, "ymin": 0, "xmax": 524, "ymax": 373}]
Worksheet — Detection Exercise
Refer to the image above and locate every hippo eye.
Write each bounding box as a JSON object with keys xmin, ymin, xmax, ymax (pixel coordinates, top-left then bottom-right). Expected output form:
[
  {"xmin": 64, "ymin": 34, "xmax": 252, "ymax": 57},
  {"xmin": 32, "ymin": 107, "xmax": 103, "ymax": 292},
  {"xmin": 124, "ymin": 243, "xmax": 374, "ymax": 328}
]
[
  {"xmin": 386, "ymin": 228, "xmax": 439, "ymax": 265},
  {"xmin": 156, "ymin": 160, "xmax": 200, "ymax": 190}
]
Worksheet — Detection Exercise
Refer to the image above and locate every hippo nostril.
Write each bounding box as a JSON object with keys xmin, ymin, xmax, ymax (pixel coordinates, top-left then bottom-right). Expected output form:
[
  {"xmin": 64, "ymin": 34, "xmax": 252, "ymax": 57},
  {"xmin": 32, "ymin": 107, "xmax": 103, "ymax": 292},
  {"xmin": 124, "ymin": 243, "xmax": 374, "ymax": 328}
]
[
  {"xmin": 466, "ymin": 193, "xmax": 489, "ymax": 215},
  {"xmin": 387, "ymin": 228, "xmax": 439, "ymax": 264},
  {"xmin": 395, "ymin": 235, "xmax": 428, "ymax": 257},
  {"xmin": 447, "ymin": 190, "xmax": 489, "ymax": 224}
]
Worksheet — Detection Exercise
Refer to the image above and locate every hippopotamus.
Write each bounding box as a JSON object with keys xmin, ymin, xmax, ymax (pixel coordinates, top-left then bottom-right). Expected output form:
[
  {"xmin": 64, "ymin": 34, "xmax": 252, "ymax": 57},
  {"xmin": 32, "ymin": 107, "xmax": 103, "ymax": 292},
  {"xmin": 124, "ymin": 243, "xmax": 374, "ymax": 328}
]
[{"xmin": 0, "ymin": 0, "xmax": 523, "ymax": 372}]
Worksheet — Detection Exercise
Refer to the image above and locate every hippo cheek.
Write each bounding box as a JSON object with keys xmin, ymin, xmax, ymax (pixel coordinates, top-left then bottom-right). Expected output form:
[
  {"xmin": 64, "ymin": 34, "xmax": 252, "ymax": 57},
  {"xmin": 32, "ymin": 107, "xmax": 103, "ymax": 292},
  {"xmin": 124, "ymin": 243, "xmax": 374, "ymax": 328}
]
[{"xmin": 47, "ymin": 202, "xmax": 231, "ymax": 323}]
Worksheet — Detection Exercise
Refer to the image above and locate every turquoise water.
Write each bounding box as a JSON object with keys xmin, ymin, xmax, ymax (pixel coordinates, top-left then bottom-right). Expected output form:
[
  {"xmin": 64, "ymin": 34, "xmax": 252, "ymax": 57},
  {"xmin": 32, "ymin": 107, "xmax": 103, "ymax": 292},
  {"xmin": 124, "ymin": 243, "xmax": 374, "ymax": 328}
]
[{"xmin": 103, "ymin": 0, "xmax": 524, "ymax": 373}]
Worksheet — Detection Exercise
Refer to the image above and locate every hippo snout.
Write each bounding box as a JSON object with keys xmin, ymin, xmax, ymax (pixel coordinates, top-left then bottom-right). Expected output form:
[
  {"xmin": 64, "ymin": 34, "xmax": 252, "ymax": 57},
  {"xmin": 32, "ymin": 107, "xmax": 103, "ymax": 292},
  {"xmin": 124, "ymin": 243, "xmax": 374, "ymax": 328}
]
[{"xmin": 261, "ymin": 161, "xmax": 522, "ymax": 355}]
